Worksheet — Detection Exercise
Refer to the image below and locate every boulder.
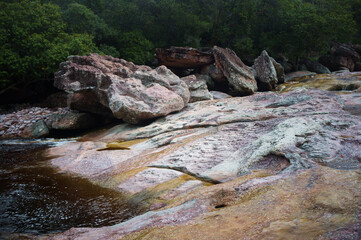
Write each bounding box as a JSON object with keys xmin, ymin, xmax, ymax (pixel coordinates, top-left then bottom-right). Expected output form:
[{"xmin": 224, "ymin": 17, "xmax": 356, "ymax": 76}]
[
  {"xmin": 303, "ymin": 59, "xmax": 331, "ymax": 74},
  {"xmin": 253, "ymin": 50, "xmax": 278, "ymax": 90},
  {"xmin": 319, "ymin": 42, "xmax": 361, "ymax": 71},
  {"xmin": 54, "ymin": 53, "xmax": 190, "ymax": 124},
  {"xmin": 213, "ymin": 46, "xmax": 257, "ymax": 95},
  {"xmin": 181, "ymin": 75, "xmax": 213, "ymax": 103},
  {"xmin": 48, "ymin": 112, "xmax": 100, "ymax": 130},
  {"xmin": 155, "ymin": 47, "xmax": 214, "ymax": 69},
  {"xmin": 23, "ymin": 120, "xmax": 49, "ymax": 138},
  {"xmin": 270, "ymin": 57, "xmax": 285, "ymax": 83},
  {"xmin": 200, "ymin": 63, "xmax": 226, "ymax": 83}
]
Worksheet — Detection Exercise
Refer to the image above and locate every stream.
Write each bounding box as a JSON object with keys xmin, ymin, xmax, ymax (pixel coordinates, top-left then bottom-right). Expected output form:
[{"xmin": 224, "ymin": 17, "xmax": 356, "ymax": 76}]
[{"xmin": 0, "ymin": 139, "xmax": 144, "ymax": 237}]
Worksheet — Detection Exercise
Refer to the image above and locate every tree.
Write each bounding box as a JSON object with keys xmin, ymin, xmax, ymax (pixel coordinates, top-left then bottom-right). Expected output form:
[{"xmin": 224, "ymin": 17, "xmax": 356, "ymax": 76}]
[
  {"xmin": 62, "ymin": 3, "xmax": 113, "ymax": 44},
  {"xmin": 0, "ymin": 0, "xmax": 98, "ymax": 99}
]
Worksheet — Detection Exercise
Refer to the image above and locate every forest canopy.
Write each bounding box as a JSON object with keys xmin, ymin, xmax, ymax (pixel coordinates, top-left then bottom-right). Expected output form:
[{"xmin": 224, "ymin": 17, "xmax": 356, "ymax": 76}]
[{"xmin": 0, "ymin": 0, "xmax": 360, "ymax": 101}]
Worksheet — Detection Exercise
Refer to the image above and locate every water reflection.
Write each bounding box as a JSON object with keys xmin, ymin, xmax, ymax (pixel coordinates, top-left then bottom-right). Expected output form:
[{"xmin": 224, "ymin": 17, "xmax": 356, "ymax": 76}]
[{"xmin": 0, "ymin": 140, "xmax": 144, "ymax": 236}]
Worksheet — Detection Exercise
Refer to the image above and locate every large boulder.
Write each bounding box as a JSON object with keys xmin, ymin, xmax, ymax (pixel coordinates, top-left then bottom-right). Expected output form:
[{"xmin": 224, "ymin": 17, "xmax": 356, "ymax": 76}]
[
  {"xmin": 181, "ymin": 75, "xmax": 213, "ymax": 103},
  {"xmin": 155, "ymin": 47, "xmax": 214, "ymax": 69},
  {"xmin": 319, "ymin": 42, "xmax": 361, "ymax": 71},
  {"xmin": 213, "ymin": 46, "xmax": 257, "ymax": 95},
  {"xmin": 54, "ymin": 54, "xmax": 190, "ymax": 124},
  {"xmin": 253, "ymin": 50, "xmax": 278, "ymax": 90}
]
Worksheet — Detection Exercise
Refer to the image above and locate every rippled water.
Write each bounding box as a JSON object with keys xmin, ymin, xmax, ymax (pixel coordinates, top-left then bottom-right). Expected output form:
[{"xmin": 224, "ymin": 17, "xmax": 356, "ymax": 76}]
[{"xmin": 0, "ymin": 139, "xmax": 144, "ymax": 236}]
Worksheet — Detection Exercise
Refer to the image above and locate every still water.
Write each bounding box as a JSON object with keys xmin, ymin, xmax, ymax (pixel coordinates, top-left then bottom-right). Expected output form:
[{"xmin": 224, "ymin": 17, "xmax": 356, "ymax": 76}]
[{"xmin": 0, "ymin": 139, "xmax": 144, "ymax": 237}]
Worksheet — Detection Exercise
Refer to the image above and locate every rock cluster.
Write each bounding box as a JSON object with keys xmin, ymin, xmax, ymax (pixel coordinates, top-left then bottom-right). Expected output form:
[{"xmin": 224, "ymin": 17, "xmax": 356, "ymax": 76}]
[
  {"xmin": 319, "ymin": 42, "xmax": 361, "ymax": 72},
  {"xmin": 54, "ymin": 54, "xmax": 190, "ymax": 124},
  {"xmin": 155, "ymin": 46, "xmax": 284, "ymax": 94},
  {"xmin": 0, "ymin": 107, "xmax": 71, "ymax": 138}
]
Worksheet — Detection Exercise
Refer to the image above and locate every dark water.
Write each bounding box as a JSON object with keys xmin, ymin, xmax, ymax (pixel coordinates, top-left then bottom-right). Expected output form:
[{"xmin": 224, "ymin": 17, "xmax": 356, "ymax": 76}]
[{"xmin": 0, "ymin": 139, "xmax": 144, "ymax": 237}]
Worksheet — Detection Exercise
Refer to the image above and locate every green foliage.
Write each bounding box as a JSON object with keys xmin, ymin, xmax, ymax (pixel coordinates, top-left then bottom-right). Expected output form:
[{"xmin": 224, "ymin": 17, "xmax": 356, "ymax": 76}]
[
  {"xmin": 1, "ymin": 0, "xmax": 360, "ymax": 99},
  {"xmin": 0, "ymin": 0, "xmax": 98, "ymax": 92},
  {"xmin": 117, "ymin": 31, "xmax": 154, "ymax": 65},
  {"xmin": 62, "ymin": 3, "xmax": 112, "ymax": 43}
]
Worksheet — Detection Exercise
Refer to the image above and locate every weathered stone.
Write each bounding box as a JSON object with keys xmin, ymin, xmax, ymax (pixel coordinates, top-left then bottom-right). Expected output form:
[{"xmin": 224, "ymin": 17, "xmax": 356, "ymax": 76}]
[
  {"xmin": 213, "ymin": 46, "xmax": 257, "ymax": 95},
  {"xmin": 303, "ymin": 59, "xmax": 331, "ymax": 74},
  {"xmin": 67, "ymin": 90, "xmax": 113, "ymax": 116},
  {"xmin": 319, "ymin": 42, "xmax": 361, "ymax": 71},
  {"xmin": 54, "ymin": 53, "xmax": 190, "ymax": 124},
  {"xmin": 155, "ymin": 47, "xmax": 214, "ymax": 69},
  {"xmin": 270, "ymin": 57, "xmax": 285, "ymax": 83},
  {"xmin": 181, "ymin": 75, "xmax": 213, "ymax": 103},
  {"xmin": 200, "ymin": 63, "xmax": 225, "ymax": 83},
  {"xmin": 253, "ymin": 50, "xmax": 278, "ymax": 90},
  {"xmin": 49, "ymin": 112, "xmax": 99, "ymax": 130},
  {"xmin": 209, "ymin": 91, "xmax": 232, "ymax": 99},
  {"xmin": 23, "ymin": 120, "xmax": 49, "ymax": 138}
]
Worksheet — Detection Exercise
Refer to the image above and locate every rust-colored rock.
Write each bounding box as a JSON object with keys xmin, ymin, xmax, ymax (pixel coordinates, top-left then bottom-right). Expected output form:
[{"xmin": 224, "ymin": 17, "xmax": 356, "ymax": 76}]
[{"xmin": 155, "ymin": 47, "xmax": 214, "ymax": 69}]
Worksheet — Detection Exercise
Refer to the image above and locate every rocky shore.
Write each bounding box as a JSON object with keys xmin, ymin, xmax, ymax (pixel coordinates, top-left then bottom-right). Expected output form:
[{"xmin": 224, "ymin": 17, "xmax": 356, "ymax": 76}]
[
  {"xmin": 1, "ymin": 46, "xmax": 361, "ymax": 239},
  {"xmin": 0, "ymin": 106, "xmax": 72, "ymax": 138}
]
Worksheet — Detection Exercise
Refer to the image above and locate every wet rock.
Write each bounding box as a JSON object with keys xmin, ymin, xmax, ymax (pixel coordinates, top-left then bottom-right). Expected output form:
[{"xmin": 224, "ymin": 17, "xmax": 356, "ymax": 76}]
[
  {"xmin": 277, "ymin": 71, "xmax": 361, "ymax": 93},
  {"xmin": 155, "ymin": 47, "xmax": 214, "ymax": 69},
  {"xmin": 253, "ymin": 50, "xmax": 278, "ymax": 90},
  {"xmin": 54, "ymin": 53, "xmax": 190, "ymax": 124},
  {"xmin": 284, "ymin": 71, "xmax": 316, "ymax": 82},
  {"xmin": 0, "ymin": 106, "xmax": 73, "ymax": 139},
  {"xmin": 23, "ymin": 120, "xmax": 49, "ymax": 138},
  {"xmin": 181, "ymin": 75, "xmax": 213, "ymax": 103},
  {"xmin": 213, "ymin": 46, "xmax": 257, "ymax": 95}
]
